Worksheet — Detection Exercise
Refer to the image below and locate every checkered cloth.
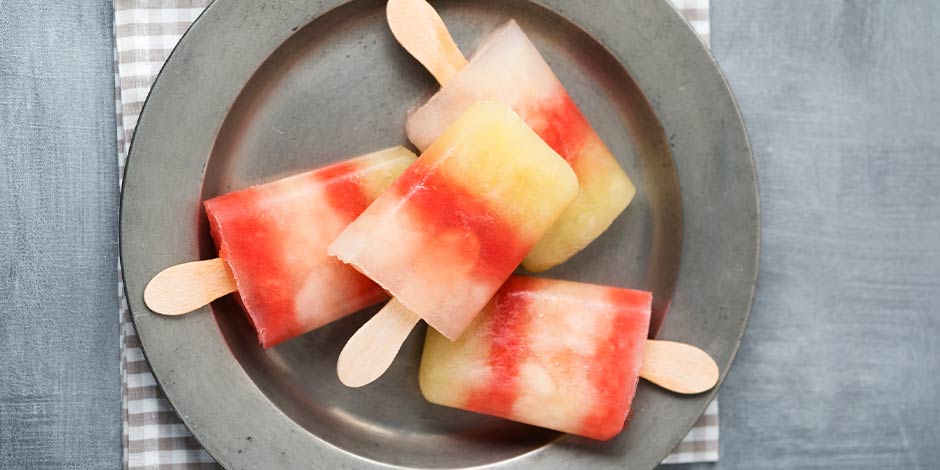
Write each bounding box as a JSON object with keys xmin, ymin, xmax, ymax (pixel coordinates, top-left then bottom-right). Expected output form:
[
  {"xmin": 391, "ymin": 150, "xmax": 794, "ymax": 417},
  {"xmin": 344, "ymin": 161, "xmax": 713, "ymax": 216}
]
[{"xmin": 115, "ymin": 1, "xmax": 717, "ymax": 468}]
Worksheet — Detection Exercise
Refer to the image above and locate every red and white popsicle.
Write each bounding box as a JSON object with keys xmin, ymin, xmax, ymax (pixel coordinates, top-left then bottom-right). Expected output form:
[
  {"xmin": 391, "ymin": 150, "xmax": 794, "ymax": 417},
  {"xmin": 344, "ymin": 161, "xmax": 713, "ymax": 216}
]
[
  {"xmin": 144, "ymin": 147, "xmax": 417, "ymax": 348},
  {"xmin": 331, "ymin": 101, "xmax": 579, "ymax": 386},
  {"xmin": 389, "ymin": 0, "xmax": 636, "ymax": 272},
  {"xmin": 420, "ymin": 276, "xmax": 718, "ymax": 441}
]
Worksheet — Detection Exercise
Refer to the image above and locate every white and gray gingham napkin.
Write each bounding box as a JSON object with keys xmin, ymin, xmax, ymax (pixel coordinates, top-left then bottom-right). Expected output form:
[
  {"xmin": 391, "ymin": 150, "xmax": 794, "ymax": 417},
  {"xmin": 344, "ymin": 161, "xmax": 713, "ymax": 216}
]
[{"xmin": 115, "ymin": 1, "xmax": 717, "ymax": 468}]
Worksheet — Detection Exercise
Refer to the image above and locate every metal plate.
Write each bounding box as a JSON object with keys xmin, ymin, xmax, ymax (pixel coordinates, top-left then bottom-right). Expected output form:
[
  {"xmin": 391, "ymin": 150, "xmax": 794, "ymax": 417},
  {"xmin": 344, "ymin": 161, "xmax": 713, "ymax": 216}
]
[{"xmin": 120, "ymin": 0, "xmax": 758, "ymax": 468}]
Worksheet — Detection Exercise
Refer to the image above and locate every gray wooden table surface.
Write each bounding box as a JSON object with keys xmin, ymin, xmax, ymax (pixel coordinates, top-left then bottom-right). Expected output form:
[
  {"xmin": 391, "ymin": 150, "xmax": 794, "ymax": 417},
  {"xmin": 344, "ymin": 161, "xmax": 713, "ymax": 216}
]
[
  {"xmin": 0, "ymin": 1, "xmax": 937, "ymax": 469},
  {"xmin": 0, "ymin": 1, "xmax": 122, "ymax": 469}
]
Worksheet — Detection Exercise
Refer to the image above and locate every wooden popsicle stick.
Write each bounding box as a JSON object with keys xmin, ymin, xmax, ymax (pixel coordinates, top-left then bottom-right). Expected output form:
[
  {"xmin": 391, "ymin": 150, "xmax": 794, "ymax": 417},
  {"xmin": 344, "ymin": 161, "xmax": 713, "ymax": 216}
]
[
  {"xmin": 143, "ymin": 258, "xmax": 236, "ymax": 316},
  {"xmin": 337, "ymin": 298, "xmax": 422, "ymax": 387},
  {"xmin": 387, "ymin": 0, "xmax": 467, "ymax": 86},
  {"xmin": 640, "ymin": 340, "xmax": 719, "ymax": 395}
]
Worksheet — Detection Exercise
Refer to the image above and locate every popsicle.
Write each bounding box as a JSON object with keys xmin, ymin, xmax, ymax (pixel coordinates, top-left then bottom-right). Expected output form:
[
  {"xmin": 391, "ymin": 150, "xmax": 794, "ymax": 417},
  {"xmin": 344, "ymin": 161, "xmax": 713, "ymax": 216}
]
[
  {"xmin": 144, "ymin": 147, "xmax": 417, "ymax": 348},
  {"xmin": 420, "ymin": 276, "xmax": 718, "ymax": 441},
  {"xmin": 331, "ymin": 101, "xmax": 579, "ymax": 386},
  {"xmin": 389, "ymin": 0, "xmax": 636, "ymax": 272}
]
